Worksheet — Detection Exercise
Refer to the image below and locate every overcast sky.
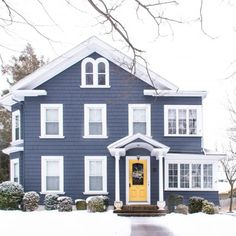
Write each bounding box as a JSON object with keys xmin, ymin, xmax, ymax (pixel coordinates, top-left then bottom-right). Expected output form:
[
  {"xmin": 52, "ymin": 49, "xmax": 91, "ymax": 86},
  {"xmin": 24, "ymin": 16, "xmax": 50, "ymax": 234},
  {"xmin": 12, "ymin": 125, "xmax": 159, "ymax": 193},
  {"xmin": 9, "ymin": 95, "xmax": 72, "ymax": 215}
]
[{"xmin": 1, "ymin": 0, "xmax": 236, "ymax": 150}]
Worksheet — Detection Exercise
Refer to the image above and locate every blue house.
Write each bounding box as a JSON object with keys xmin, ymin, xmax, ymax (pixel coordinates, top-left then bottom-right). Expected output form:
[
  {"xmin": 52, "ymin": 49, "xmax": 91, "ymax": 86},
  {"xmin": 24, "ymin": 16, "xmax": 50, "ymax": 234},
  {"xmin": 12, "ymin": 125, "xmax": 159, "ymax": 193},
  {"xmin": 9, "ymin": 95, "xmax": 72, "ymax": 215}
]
[{"xmin": 0, "ymin": 37, "xmax": 222, "ymax": 208}]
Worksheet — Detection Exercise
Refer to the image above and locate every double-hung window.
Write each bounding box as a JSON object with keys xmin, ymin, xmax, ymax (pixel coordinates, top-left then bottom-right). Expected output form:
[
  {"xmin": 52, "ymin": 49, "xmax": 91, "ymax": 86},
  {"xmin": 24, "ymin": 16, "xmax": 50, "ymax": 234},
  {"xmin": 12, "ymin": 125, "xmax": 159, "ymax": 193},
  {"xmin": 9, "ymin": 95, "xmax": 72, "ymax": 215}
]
[
  {"xmin": 84, "ymin": 104, "xmax": 107, "ymax": 138},
  {"xmin": 10, "ymin": 159, "xmax": 19, "ymax": 183},
  {"xmin": 129, "ymin": 104, "xmax": 151, "ymax": 136},
  {"xmin": 40, "ymin": 104, "xmax": 64, "ymax": 138},
  {"xmin": 84, "ymin": 156, "xmax": 107, "ymax": 194},
  {"xmin": 41, "ymin": 156, "xmax": 64, "ymax": 193},
  {"xmin": 81, "ymin": 57, "xmax": 110, "ymax": 88},
  {"xmin": 164, "ymin": 105, "xmax": 202, "ymax": 136},
  {"xmin": 12, "ymin": 110, "xmax": 21, "ymax": 143}
]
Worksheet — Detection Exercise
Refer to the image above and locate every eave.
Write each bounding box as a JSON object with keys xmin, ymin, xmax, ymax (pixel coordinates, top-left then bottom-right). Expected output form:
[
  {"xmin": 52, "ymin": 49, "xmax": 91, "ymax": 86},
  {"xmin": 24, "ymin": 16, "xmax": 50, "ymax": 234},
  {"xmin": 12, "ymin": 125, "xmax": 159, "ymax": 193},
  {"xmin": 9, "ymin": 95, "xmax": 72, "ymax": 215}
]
[{"xmin": 2, "ymin": 146, "xmax": 24, "ymax": 155}]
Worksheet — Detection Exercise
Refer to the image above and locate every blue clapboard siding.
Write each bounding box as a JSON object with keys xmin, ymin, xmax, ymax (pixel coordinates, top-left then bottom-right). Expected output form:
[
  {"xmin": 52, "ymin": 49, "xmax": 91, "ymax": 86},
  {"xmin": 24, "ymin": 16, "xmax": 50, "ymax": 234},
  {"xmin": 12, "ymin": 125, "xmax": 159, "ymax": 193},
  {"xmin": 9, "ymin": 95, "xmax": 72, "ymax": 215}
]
[{"xmin": 20, "ymin": 52, "xmax": 204, "ymax": 202}]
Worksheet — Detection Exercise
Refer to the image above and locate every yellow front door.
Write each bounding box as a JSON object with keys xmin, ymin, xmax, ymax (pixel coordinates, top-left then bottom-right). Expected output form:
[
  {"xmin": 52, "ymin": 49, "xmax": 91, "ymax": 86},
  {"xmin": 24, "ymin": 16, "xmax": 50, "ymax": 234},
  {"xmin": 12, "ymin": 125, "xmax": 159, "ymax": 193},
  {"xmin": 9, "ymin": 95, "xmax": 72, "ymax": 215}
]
[{"xmin": 129, "ymin": 159, "xmax": 147, "ymax": 202}]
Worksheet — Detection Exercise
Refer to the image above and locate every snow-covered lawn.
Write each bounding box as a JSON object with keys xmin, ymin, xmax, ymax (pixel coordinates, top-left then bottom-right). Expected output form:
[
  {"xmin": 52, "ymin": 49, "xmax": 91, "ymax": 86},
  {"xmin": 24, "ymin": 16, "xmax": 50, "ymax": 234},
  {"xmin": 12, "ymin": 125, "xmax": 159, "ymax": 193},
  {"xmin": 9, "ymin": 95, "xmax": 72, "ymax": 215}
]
[{"xmin": 1, "ymin": 209, "xmax": 236, "ymax": 236}]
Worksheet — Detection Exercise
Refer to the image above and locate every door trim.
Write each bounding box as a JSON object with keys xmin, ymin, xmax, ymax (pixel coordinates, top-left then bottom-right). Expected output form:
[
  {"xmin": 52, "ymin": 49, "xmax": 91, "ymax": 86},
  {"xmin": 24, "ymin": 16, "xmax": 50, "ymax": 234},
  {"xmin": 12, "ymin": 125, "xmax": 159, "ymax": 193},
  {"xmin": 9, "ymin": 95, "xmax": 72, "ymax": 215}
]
[{"xmin": 126, "ymin": 156, "xmax": 150, "ymax": 205}]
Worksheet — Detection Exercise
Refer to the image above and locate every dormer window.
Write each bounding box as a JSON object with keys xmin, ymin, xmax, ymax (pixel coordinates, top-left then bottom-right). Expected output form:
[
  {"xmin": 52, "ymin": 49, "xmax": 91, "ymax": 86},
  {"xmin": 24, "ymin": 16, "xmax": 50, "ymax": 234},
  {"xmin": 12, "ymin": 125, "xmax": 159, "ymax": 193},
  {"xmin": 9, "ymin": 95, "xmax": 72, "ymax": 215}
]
[{"xmin": 81, "ymin": 57, "xmax": 110, "ymax": 88}]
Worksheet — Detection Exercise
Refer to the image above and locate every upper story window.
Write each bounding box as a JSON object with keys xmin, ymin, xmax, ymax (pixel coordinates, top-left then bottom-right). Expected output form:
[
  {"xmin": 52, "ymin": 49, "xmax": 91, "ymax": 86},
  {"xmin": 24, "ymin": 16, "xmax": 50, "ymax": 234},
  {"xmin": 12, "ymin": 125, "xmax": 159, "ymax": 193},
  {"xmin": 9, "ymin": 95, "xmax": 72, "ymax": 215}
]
[
  {"xmin": 81, "ymin": 57, "xmax": 110, "ymax": 88},
  {"xmin": 129, "ymin": 104, "xmax": 151, "ymax": 136},
  {"xmin": 84, "ymin": 104, "xmax": 107, "ymax": 138},
  {"xmin": 40, "ymin": 104, "xmax": 64, "ymax": 139},
  {"xmin": 12, "ymin": 110, "xmax": 21, "ymax": 143},
  {"xmin": 164, "ymin": 105, "xmax": 202, "ymax": 136}
]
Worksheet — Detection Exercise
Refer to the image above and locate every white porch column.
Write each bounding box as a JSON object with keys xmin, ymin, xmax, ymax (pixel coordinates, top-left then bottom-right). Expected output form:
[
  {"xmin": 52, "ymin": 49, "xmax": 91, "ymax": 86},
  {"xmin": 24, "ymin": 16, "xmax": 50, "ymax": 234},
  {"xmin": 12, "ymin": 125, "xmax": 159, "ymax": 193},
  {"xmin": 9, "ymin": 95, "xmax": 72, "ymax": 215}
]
[
  {"xmin": 115, "ymin": 152, "xmax": 120, "ymax": 202},
  {"xmin": 158, "ymin": 155, "xmax": 164, "ymax": 202}
]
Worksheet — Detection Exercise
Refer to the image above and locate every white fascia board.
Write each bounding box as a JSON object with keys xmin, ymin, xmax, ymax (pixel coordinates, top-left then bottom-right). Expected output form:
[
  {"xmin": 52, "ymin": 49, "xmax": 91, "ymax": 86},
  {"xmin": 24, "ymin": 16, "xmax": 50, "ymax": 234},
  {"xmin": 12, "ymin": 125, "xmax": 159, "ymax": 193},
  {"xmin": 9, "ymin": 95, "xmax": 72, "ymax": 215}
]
[
  {"xmin": 144, "ymin": 90, "xmax": 207, "ymax": 99},
  {"xmin": 10, "ymin": 36, "xmax": 178, "ymax": 92},
  {"xmin": 2, "ymin": 146, "xmax": 24, "ymax": 155},
  {"xmin": 165, "ymin": 153, "xmax": 224, "ymax": 161}
]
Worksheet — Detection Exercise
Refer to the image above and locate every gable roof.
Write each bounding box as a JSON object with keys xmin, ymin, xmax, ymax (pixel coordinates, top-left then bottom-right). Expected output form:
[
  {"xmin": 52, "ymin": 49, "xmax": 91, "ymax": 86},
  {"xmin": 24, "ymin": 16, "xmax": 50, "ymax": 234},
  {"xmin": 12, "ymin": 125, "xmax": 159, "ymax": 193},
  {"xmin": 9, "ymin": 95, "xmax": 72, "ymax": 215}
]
[{"xmin": 9, "ymin": 36, "xmax": 178, "ymax": 92}]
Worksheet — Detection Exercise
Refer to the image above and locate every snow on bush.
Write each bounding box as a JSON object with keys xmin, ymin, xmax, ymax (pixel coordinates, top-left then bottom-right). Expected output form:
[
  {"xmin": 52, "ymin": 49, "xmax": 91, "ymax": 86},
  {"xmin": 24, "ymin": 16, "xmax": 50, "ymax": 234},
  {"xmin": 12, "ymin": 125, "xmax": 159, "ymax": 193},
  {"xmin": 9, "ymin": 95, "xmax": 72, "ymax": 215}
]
[
  {"xmin": 0, "ymin": 181, "xmax": 24, "ymax": 210},
  {"xmin": 22, "ymin": 191, "xmax": 40, "ymax": 211},
  {"xmin": 58, "ymin": 196, "xmax": 73, "ymax": 212},
  {"xmin": 202, "ymin": 200, "xmax": 215, "ymax": 215},
  {"xmin": 44, "ymin": 193, "xmax": 59, "ymax": 210},
  {"xmin": 87, "ymin": 196, "xmax": 106, "ymax": 212},
  {"xmin": 75, "ymin": 199, "xmax": 87, "ymax": 210},
  {"xmin": 174, "ymin": 204, "xmax": 188, "ymax": 215},
  {"xmin": 188, "ymin": 196, "xmax": 204, "ymax": 213}
]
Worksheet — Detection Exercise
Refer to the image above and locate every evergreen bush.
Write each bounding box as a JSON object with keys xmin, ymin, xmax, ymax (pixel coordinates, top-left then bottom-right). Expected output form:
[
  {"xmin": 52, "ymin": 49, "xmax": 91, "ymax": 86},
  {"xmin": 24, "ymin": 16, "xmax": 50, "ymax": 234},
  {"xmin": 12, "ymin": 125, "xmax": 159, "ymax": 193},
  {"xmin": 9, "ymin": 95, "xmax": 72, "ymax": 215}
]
[
  {"xmin": 0, "ymin": 181, "xmax": 24, "ymax": 210},
  {"xmin": 167, "ymin": 194, "xmax": 184, "ymax": 212},
  {"xmin": 188, "ymin": 196, "xmax": 204, "ymax": 213},
  {"xmin": 87, "ymin": 196, "xmax": 105, "ymax": 212},
  {"xmin": 202, "ymin": 200, "xmax": 215, "ymax": 215},
  {"xmin": 75, "ymin": 199, "xmax": 87, "ymax": 210},
  {"xmin": 44, "ymin": 193, "xmax": 59, "ymax": 210},
  {"xmin": 22, "ymin": 191, "xmax": 40, "ymax": 211},
  {"xmin": 58, "ymin": 196, "xmax": 73, "ymax": 212},
  {"xmin": 174, "ymin": 204, "xmax": 188, "ymax": 215}
]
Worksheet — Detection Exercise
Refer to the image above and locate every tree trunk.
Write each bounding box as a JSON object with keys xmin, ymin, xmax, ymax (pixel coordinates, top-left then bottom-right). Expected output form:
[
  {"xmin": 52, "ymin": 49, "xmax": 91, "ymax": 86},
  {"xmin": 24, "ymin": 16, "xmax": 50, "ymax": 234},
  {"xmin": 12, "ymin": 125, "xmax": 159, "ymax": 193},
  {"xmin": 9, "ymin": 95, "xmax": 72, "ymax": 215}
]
[{"xmin": 229, "ymin": 183, "xmax": 234, "ymax": 212}]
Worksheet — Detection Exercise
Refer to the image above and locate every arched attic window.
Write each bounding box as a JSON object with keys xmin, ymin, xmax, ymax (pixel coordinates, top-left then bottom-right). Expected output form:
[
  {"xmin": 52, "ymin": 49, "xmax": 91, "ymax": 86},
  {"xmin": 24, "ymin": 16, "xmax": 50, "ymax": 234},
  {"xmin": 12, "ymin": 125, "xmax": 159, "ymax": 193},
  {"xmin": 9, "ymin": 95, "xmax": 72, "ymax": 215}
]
[{"xmin": 81, "ymin": 57, "xmax": 110, "ymax": 88}]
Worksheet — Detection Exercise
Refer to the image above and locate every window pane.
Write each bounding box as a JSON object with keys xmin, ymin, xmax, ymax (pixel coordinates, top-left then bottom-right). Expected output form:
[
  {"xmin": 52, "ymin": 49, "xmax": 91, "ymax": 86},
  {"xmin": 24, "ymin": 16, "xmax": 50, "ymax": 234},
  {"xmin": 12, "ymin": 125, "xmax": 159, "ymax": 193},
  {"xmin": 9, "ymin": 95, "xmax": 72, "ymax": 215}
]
[
  {"xmin": 14, "ymin": 163, "xmax": 19, "ymax": 178},
  {"xmin": 46, "ymin": 122, "xmax": 59, "ymax": 135},
  {"xmin": 15, "ymin": 127, "xmax": 20, "ymax": 140},
  {"xmin": 133, "ymin": 109, "xmax": 146, "ymax": 122},
  {"xmin": 89, "ymin": 161, "xmax": 102, "ymax": 176},
  {"xmin": 98, "ymin": 74, "xmax": 106, "ymax": 85},
  {"xmin": 89, "ymin": 123, "xmax": 102, "ymax": 135},
  {"xmin": 15, "ymin": 115, "xmax": 20, "ymax": 128},
  {"xmin": 47, "ymin": 161, "xmax": 59, "ymax": 176},
  {"xmin": 86, "ymin": 62, "xmax": 93, "ymax": 73},
  {"xmin": 86, "ymin": 74, "xmax": 93, "ymax": 85},
  {"xmin": 189, "ymin": 109, "xmax": 197, "ymax": 134},
  {"xmin": 46, "ymin": 109, "xmax": 58, "ymax": 122},
  {"xmin": 204, "ymin": 164, "xmax": 212, "ymax": 188},
  {"xmin": 132, "ymin": 163, "xmax": 144, "ymax": 185},
  {"xmin": 89, "ymin": 176, "xmax": 103, "ymax": 191},
  {"xmin": 133, "ymin": 122, "xmax": 146, "ymax": 134},
  {"xmin": 46, "ymin": 176, "xmax": 59, "ymax": 191},
  {"xmin": 180, "ymin": 164, "xmax": 189, "ymax": 188},
  {"xmin": 178, "ymin": 109, "xmax": 187, "ymax": 134},
  {"xmin": 168, "ymin": 109, "xmax": 176, "ymax": 134},
  {"xmin": 98, "ymin": 62, "xmax": 105, "ymax": 73},
  {"xmin": 192, "ymin": 164, "xmax": 201, "ymax": 188},
  {"xmin": 168, "ymin": 164, "xmax": 178, "ymax": 188},
  {"xmin": 89, "ymin": 108, "xmax": 102, "ymax": 122}
]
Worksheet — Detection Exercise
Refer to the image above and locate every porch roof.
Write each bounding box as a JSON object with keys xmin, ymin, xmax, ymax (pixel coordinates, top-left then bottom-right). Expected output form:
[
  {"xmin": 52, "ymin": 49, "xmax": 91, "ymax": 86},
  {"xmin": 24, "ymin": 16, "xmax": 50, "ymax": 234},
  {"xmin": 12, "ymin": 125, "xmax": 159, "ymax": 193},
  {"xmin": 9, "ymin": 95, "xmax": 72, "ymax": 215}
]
[{"xmin": 107, "ymin": 133, "xmax": 170, "ymax": 157}]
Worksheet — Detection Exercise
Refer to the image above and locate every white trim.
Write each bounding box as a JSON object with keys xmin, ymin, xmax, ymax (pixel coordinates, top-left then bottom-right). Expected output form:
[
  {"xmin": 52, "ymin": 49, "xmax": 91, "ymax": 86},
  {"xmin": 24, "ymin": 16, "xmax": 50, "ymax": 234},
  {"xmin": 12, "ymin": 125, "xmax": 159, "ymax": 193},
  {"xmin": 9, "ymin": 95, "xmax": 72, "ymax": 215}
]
[
  {"xmin": 10, "ymin": 139, "xmax": 24, "ymax": 146},
  {"xmin": 164, "ymin": 105, "xmax": 202, "ymax": 136},
  {"xmin": 40, "ymin": 104, "xmax": 64, "ymax": 138},
  {"xmin": 126, "ymin": 156, "xmax": 150, "ymax": 205},
  {"xmin": 41, "ymin": 156, "xmax": 64, "ymax": 194},
  {"xmin": 128, "ymin": 104, "xmax": 151, "ymax": 136},
  {"xmin": 2, "ymin": 146, "xmax": 24, "ymax": 155},
  {"xmin": 10, "ymin": 158, "xmax": 19, "ymax": 183},
  {"xmin": 84, "ymin": 156, "xmax": 107, "ymax": 194},
  {"xmin": 84, "ymin": 104, "xmax": 107, "ymax": 138},
  {"xmin": 12, "ymin": 110, "xmax": 21, "ymax": 142},
  {"xmin": 80, "ymin": 85, "xmax": 111, "ymax": 88},
  {"xmin": 144, "ymin": 90, "xmax": 207, "ymax": 99},
  {"xmin": 165, "ymin": 156, "xmax": 218, "ymax": 191}
]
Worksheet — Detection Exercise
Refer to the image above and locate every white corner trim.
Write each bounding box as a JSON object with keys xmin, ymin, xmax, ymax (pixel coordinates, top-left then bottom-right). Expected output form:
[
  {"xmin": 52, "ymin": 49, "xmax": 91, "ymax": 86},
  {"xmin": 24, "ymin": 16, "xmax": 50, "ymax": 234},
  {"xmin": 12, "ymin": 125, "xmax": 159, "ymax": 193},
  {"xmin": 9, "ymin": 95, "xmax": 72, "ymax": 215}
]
[{"xmin": 10, "ymin": 158, "xmax": 20, "ymax": 183}]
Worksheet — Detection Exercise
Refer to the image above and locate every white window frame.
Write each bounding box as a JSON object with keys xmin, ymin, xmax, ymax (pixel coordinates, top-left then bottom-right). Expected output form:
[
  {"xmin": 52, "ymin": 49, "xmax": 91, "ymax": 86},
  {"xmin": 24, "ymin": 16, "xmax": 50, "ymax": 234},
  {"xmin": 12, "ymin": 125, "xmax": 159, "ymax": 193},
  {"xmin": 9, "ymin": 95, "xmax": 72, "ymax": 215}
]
[
  {"xmin": 128, "ymin": 104, "xmax": 151, "ymax": 136},
  {"xmin": 84, "ymin": 104, "xmax": 107, "ymax": 139},
  {"xmin": 164, "ymin": 105, "xmax": 202, "ymax": 136},
  {"xmin": 12, "ymin": 110, "xmax": 23, "ymax": 145},
  {"xmin": 10, "ymin": 158, "xmax": 19, "ymax": 183},
  {"xmin": 165, "ymin": 156, "xmax": 217, "ymax": 191},
  {"xmin": 81, "ymin": 57, "xmax": 110, "ymax": 88},
  {"xmin": 41, "ymin": 156, "xmax": 64, "ymax": 194},
  {"xmin": 84, "ymin": 156, "xmax": 108, "ymax": 195},
  {"xmin": 40, "ymin": 104, "xmax": 64, "ymax": 139}
]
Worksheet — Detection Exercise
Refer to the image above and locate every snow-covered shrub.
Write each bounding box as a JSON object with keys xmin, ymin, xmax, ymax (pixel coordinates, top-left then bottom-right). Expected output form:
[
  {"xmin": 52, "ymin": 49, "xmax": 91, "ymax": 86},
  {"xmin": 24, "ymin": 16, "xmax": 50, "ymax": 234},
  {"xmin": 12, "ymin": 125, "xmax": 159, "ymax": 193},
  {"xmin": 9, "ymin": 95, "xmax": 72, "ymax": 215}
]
[
  {"xmin": 44, "ymin": 193, "xmax": 59, "ymax": 210},
  {"xmin": 167, "ymin": 194, "xmax": 183, "ymax": 213},
  {"xmin": 99, "ymin": 196, "xmax": 109, "ymax": 210},
  {"xmin": 22, "ymin": 191, "xmax": 40, "ymax": 211},
  {"xmin": 58, "ymin": 196, "xmax": 73, "ymax": 212},
  {"xmin": 202, "ymin": 200, "xmax": 215, "ymax": 215},
  {"xmin": 174, "ymin": 204, "xmax": 188, "ymax": 215},
  {"xmin": 87, "ymin": 196, "xmax": 105, "ymax": 212},
  {"xmin": 188, "ymin": 196, "xmax": 204, "ymax": 213},
  {"xmin": 75, "ymin": 199, "xmax": 87, "ymax": 210},
  {"xmin": 0, "ymin": 181, "xmax": 24, "ymax": 210}
]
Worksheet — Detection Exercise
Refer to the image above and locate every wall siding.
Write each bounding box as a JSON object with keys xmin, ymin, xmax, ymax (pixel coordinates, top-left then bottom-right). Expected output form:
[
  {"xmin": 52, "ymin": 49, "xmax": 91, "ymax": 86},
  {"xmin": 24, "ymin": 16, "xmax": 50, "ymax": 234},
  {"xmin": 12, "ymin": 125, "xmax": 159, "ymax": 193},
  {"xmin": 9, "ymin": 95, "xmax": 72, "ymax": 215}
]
[{"xmin": 20, "ymin": 52, "xmax": 207, "ymax": 203}]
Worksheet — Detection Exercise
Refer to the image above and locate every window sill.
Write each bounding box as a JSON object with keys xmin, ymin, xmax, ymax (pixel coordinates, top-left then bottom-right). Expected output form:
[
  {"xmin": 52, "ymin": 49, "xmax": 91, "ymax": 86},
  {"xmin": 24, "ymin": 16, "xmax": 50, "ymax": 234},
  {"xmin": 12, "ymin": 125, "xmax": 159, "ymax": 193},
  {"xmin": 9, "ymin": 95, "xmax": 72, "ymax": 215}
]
[
  {"xmin": 80, "ymin": 85, "xmax": 111, "ymax": 88},
  {"xmin": 83, "ymin": 192, "xmax": 109, "ymax": 195},
  {"xmin": 164, "ymin": 134, "xmax": 202, "ymax": 137},
  {"xmin": 83, "ymin": 135, "xmax": 108, "ymax": 139},
  {"xmin": 39, "ymin": 135, "xmax": 65, "ymax": 139},
  {"xmin": 165, "ymin": 188, "xmax": 215, "ymax": 191},
  {"xmin": 11, "ymin": 139, "xmax": 24, "ymax": 146},
  {"xmin": 40, "ymin": 191, "xmax": 65, "ymax": 195}
]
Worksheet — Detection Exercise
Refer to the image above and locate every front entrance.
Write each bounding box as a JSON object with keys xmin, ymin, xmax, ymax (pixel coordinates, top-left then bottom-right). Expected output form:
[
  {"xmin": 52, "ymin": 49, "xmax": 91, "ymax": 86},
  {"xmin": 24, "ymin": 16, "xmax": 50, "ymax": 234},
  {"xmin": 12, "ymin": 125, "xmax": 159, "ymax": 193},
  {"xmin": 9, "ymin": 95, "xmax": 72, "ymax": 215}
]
[{"xmin": 126, "ymin": 156, "xmax": 150, "ymax": 204}]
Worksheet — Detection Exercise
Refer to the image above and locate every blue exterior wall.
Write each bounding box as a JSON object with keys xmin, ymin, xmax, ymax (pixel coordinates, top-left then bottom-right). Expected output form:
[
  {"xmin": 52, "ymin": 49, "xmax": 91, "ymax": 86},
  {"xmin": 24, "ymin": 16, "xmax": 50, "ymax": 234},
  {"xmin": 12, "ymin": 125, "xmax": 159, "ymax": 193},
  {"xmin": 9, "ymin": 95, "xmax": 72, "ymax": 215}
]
[{"xmin": 17, "ymin": 52, "xmax": 214, "ymax": 204}]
